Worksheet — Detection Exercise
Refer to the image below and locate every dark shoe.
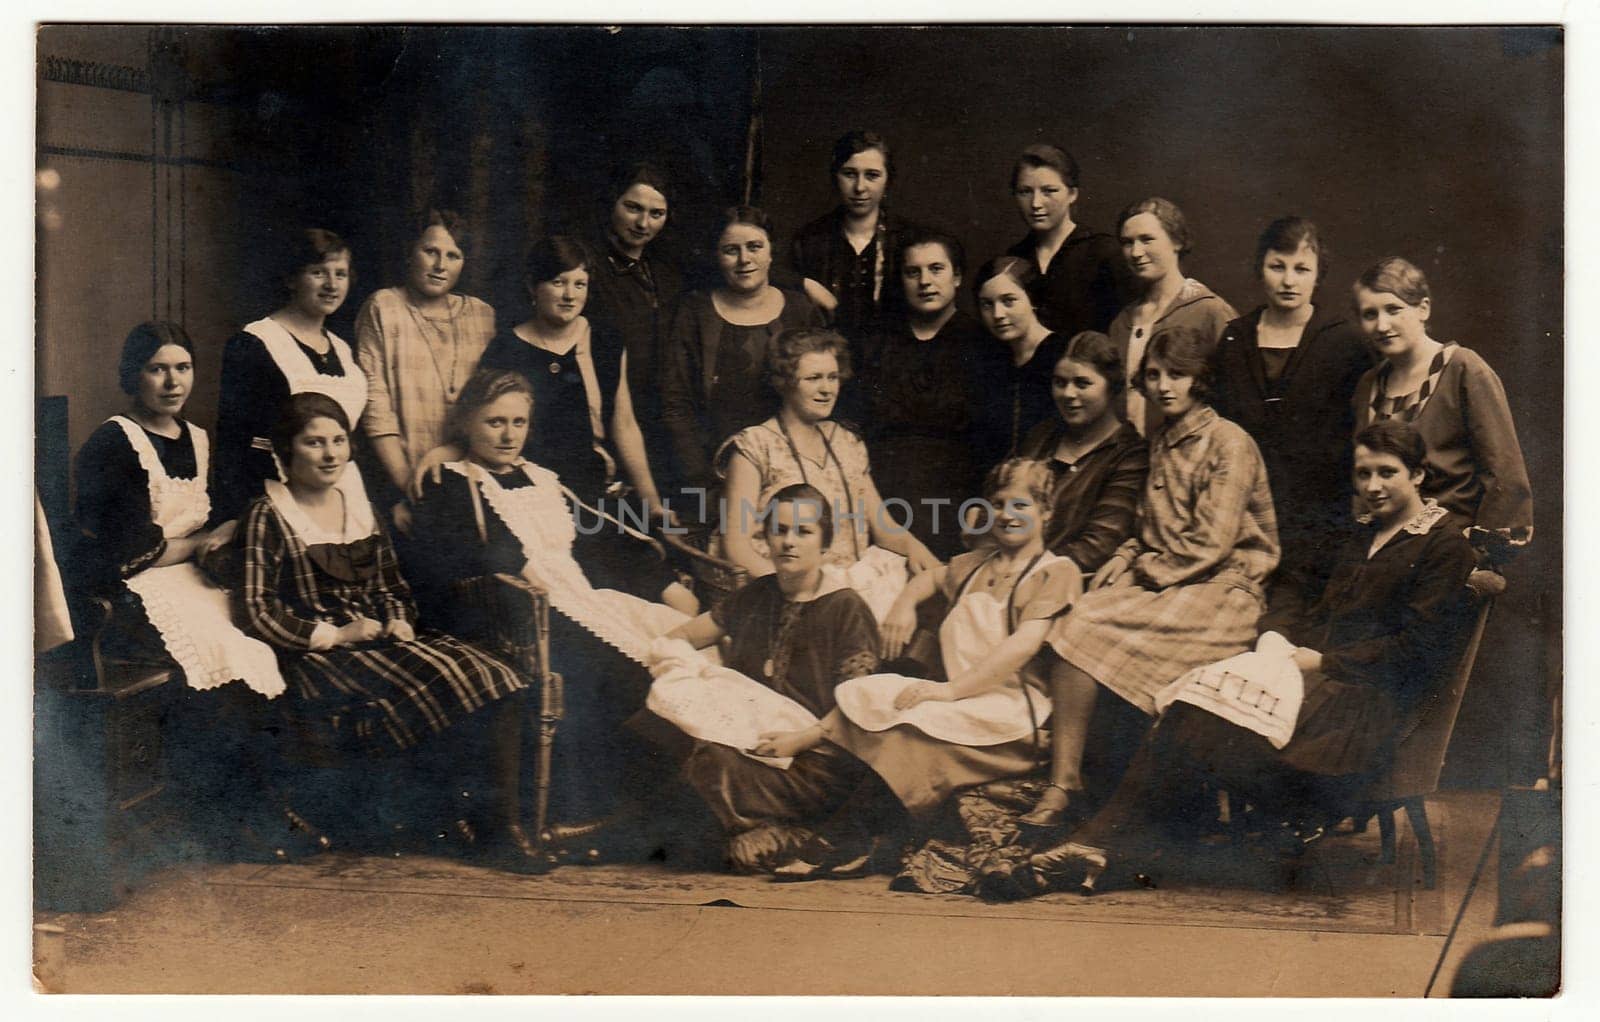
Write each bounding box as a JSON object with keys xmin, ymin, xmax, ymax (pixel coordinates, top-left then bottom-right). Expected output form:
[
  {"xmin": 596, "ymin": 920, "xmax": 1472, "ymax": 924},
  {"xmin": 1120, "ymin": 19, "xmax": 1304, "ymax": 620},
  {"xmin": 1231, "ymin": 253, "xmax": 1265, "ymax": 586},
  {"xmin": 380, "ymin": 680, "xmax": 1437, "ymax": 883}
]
[
  {"xmin": 772, "ymin": 834, "xmax": 879, "ymax": 882},
  {"xmin": 1016, "ymin": 784, "xmax": 1087, "ymax": 833},
  {"xmin": 1027, "ymin": 840, "xmax": 1109, "ymax": 896}
]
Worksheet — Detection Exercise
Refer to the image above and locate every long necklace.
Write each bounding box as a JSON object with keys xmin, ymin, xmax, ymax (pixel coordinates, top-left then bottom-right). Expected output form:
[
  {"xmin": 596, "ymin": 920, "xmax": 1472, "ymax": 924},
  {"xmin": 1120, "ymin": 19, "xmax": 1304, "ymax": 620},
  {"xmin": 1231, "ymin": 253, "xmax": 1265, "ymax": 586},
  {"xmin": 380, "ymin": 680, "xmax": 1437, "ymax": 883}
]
[
  {"xmin": 406, "ymin": 296, "xmax": 464, "ymax": 400},
  {"xmin": 776, "ymin": 416, "xmax": 860, "ymax": 561},
  {"xmin": 763, "ymin": 573, "xmax": 819, "ymax": 679}
]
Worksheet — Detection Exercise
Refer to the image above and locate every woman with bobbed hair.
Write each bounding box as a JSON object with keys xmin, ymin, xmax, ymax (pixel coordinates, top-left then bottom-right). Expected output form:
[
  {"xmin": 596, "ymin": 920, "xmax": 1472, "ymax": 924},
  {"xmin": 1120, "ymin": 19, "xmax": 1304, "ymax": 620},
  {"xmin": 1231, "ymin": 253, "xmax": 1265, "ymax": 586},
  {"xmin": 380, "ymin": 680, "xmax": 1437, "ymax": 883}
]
[
  {"xmin": 214, "ymin": 227, "xmax": 368, "ymax": 524},
  {"xmin": 659, "ymin": 205, "xmax": 821, "ymax": 506},
  {"xmin": 1349, "ymin": 256, "xmax": 1532, "ymax": 557},
  {"xmin": 790, "ymin": 129, "xmax": 921, "ymax": 341},
  {"xmin": 970, "ymin": 255, "xmax": 1070, "ymax": 470},
  {"xmin": 1212, "ymin": 216, "xmax": 1373, "ymax": 615},
  {"xmin": 719, "ymin": 327, "xmax": 939, "ymax": 621},
  {"xmin": 1003, "ymin": 143, "xmax": 1131, "ymax": 337},
  {"xmin": 1108, "ymin": 197, "xmax": 1237, "ymax": 435}
]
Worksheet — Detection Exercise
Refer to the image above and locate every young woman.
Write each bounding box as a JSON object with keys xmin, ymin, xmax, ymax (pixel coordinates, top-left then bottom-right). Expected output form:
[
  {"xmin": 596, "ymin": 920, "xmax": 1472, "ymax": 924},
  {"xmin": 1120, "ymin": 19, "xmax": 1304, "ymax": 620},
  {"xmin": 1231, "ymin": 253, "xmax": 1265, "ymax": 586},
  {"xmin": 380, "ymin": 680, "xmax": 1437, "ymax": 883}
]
[
  {"xmin": 236, "ymin": 392, "xmax": 537, "ymax": 864},
  {"xmin": 659, "ymin": 206, "xmax": 821, "ymax": 505},
  {"xmin": 658, "ymin": 484, "xmax": 883, "ymax": 873},
  {"xmin": 1003, "ymin": 144, "xmax": 1130, "ymax": 337},
  {"xmin": 408, "ymin": 369, "xmax": 696, "ymax": 824},
  {"xmin": 1349, "ymin": 257, "xmax": 1533, "ymax": 558},
  {"xmin": 72, "ymin": 322, "xmax": 278, "ymax": 691},
  {"xmin": 790, "ymin": 130, "xmax": 919, "ymax": 341},
  {"xmin": 1019, "ymin": 420, "xmax": 1478, "ymax": 896},
  {"xmin": 854, "ymin": 229, "xmax": 1005, "ymax": 558},
  {"xmin": 355, "ymin": 209, "xmax": 496, "ymax": 531},
  {"xmin": 1021, "ymin": 325, "xmax": 1279, "ymax": 829},
  {"xmin": 214, "ymin": 228, "xmax": 368, "ymax": 524},
  {"xmin": 972, "ymin": 255, "xmax": 1069, "ymax": 469},
  {"xmin": 1212, "ymin": 217, "xmax": 1373, "ymax": 616},
  {"xmin": 1108, "ymin": 197, "xmax": 1238, "ymax": 436},
  {"xmin": 719, "ymin": 327, "xmax": 940, "ymax": 620},
  {"xmin": 750, "ymin": 460, "xmax": 1082, "ymax": 881}
]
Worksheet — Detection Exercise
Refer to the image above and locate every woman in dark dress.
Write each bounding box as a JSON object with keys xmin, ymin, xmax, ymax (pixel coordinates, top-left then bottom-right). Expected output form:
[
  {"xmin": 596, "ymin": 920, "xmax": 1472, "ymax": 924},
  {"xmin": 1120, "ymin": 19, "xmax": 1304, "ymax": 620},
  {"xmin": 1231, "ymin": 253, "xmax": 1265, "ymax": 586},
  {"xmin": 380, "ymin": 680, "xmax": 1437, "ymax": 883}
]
[
  {"xmin": 1212, "ymin": 217, "xmax": 1374, "ymax": 618},
  {"xmin": 213, "ymin": 228, "xmax": 368, "ymax": 524},
  {"xmin": 972, "ymin": 255, "xmax": 1069, "ymax": 469},
  {"xmin": 855, "ymin": 229, "xmax": 1004, "ymax": 558},
  {"xmin": 659, "ymin": 206, "xmax": 821, "ymax": 508},
  {"xmin": 790, "ymin": 129, "xmax": 919, "ymax": 342},
  {"xmin": 1003, "ymin": 144, "xmax": 1130, "ymax": 337},
  {"xmin": 1016, "ymin": 420, "xmax": 1478, "ymax": 896}
]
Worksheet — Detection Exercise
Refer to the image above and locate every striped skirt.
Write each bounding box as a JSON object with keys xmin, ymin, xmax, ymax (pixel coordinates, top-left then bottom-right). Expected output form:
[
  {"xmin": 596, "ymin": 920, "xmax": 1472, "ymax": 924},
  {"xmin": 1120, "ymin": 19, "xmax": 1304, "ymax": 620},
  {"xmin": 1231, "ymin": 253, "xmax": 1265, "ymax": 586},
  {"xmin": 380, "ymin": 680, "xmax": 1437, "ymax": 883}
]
[
  {"xmin": 1048, "ymin": 580, "xmax": 1264, "ymax": 716},
  {"xmin": 284, "ymin": 631, "xmax": 526, "ymax": 757}
]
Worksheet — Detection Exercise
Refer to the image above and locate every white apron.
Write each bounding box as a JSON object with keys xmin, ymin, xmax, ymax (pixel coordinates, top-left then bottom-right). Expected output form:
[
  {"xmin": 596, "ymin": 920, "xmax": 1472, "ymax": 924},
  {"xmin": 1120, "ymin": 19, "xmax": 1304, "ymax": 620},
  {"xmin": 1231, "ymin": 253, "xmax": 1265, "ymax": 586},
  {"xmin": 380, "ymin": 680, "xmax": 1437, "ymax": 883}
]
[
  {"xmin": 833, "ymin": 552, "xmax": 1060, "ymax": 746},
  {"xmin": 243, "ymin": 317, "xmax": 368, "ymax": 428},
  {"xmin": 111, "ymin": 417, "xmax": 285, "ymax": 698}
]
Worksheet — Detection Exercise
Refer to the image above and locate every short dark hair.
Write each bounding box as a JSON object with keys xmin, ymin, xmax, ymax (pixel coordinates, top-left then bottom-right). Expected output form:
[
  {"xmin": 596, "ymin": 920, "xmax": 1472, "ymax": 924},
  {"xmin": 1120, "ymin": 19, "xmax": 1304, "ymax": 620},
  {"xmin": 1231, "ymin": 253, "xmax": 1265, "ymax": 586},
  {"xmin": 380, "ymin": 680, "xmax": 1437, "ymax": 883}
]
[
  {"xmin": 1355, "ymin": 256, "xmax": 1431, "ymax": 307},
  {"xmin": 446, "ymin": 368, "xmax": 535, "ymax": 450},
  {"xmin": 971, "ymin": 253, "xmax": 1039, "ymax": 295},
  {"xmin": 609, "ymin": 161, "xmax": 673, "ymax": 208},
  {"xmin": 829, "ymin": 129, "xmax": 893, "ymax": 184},
  {"xmin": 1010, "ymin": 143, "xmax": 1080, "ymax": 191},
  {"xmin": 411, "ymin": 207, "xmax": 471, "ymax": 257},
  {"xmin": 897, "ymin": 228, "xmax": 966, "ymax": 281},
  {"xmin": 270, "ymin": 392, "xmax": 350, "ymax": 471},
  {"xmin": 118, "ymin": 321, "xmax": 195, "ymax": 395},
  {"xmin": 1058, "ymin": 330, "xmax": 1127, "ymax": 402},
  {"xmin": 716, "ymin": 205, "xmax": 774, "ymax": 248},
  {"xmin": 273, "ymin": 227, "xmax": 352, "ymax": 297},
  {"xmin": 1138, "ymin": 325, "xmax": 1217, "ymax": 405},
  {"xmin": 1254, "ymin": 216, "xmax": 1329, "ymax": 285},
  {"xmin": 1116, "ymin": 196, "xmax": 1191, "ymax": 256},
  {"xmin": 766, "ymin": 327, "xmax": 853, "ymax": 396},
  {"xmin": 1354, "ymin": 419, "xmax": 1428, "ymax": 474},
  {"xmin": 764, "ymin": 481, "xmax": 834, "ymax": 549},
  {"xmin": 523, "ymin": 236, "xmax": 593, "ymax": 286}
]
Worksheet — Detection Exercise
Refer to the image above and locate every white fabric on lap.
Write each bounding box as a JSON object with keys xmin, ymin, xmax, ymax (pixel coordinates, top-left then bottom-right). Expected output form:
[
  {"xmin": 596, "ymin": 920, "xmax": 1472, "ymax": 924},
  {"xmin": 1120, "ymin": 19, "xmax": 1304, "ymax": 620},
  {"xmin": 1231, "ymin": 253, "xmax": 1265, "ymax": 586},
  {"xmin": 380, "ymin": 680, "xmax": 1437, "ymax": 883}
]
[
  {"xmin": 833, "ymin": 672, "xmax": 1049, "ymax": 746},
  {"xmin": 125, "ymin": 562, "xmax": 286, "ymax": 698},
  {"xmin": 646, "ymin": 643, "xmax": 816, "ymax": 770},
  {"xmin": 1152, "ymin": 630, "xmax": 1304, "ymax": 748},
  {"xmin": 834, "ymin": 544, "xmax": 909, "ymax": 623}
]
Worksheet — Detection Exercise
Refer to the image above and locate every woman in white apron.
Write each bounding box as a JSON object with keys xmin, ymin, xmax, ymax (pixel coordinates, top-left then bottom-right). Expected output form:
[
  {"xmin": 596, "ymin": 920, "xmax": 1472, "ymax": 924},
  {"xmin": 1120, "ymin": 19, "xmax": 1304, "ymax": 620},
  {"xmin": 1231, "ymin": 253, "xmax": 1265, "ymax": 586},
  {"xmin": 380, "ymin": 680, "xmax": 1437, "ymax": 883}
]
[
  {"xmin": 747, "ymin": 459, "xmax": 1081, "ymax": 878},
  {"xmin": 213, "ymin": 227, "xmax": 369, "ymax": 523}
]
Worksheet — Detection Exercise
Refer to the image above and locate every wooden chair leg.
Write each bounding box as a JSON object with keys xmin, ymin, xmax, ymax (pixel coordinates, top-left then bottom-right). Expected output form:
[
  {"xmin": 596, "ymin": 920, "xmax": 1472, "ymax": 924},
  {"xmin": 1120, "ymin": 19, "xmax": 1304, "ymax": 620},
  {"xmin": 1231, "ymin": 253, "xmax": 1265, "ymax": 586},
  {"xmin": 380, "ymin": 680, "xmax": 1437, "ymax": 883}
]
[
  {"xmin": 1379, "ymin": 806, "xmax": 1397, "ymax": 863},
  {"xmin": 531, "ymin": 672, "xmax": 563, "ymax": 845},
  {"xmin": 1403, "ymin": 796, "xmax": 1437, "ymax": 889}
]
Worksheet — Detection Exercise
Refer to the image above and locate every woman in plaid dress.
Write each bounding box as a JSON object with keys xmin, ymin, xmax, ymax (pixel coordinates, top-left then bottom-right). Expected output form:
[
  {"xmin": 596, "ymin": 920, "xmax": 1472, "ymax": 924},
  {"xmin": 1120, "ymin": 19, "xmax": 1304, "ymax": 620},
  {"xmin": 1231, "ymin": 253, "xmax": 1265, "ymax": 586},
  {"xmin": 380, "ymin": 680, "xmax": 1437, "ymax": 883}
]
[
  {"xmin": 237, "ymin": 393, "xmax": 541, "ymax": 865},
  {"xmin": 1022, "ymin": 324, "xmax": 1279, "ymax": 828}
]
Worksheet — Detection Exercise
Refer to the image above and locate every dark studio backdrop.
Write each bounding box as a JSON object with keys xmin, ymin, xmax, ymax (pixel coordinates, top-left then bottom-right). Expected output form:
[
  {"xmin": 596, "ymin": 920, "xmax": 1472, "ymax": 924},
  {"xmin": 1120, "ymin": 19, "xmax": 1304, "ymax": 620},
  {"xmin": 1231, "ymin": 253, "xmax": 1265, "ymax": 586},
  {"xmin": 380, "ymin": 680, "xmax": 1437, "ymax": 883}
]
[{"xmin": 35, "ymin": 24, "xmax": 1562, "ymax": 788}]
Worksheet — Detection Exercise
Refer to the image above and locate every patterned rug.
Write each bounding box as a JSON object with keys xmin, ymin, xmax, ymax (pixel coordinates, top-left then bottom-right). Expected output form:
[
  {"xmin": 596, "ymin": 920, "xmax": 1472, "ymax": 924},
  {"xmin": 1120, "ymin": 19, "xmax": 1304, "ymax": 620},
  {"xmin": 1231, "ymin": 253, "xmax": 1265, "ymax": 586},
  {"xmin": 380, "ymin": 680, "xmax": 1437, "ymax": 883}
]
[{"xmin": 205, "ymin": 794, "xmax": 1491, "ymax": 937}]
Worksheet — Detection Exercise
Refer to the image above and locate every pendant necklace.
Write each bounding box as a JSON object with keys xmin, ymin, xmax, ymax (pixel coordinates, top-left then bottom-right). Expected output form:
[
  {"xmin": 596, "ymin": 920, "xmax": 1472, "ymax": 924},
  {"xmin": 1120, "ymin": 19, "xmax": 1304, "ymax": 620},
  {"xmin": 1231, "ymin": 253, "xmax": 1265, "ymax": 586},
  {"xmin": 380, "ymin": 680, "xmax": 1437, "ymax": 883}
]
[{"xmin": 408, "ymin": 296, "xmax": 464, "ymax": 400}]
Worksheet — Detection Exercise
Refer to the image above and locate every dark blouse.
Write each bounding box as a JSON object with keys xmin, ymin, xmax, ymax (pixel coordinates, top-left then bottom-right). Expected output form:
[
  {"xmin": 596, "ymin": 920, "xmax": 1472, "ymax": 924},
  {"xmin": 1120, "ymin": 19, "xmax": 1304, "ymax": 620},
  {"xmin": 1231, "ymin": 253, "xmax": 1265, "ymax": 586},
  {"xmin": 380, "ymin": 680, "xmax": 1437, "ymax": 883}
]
[
  {"xmin": 584, "ymin": 231, "xmax": 684, "ymax": 460},
  {"xmin": 710, "ymin": 575, "xmax": 881, "ymax": 719},
  {"xmin": 479, "ymin": 328, "xmax": 612, "ymax": 501},
  {"xmin": 213, "ymin": 330, "xmax": 351, "ymax": 524},
  {"xmin": 1014, "ymin": 419, "xmax": 1150, "ymax": 573},
  {"xmin": 1006, "ymin": 223, "xmax": 1133, "ymax": 337},
  {"xmin": 790, "ymin": 208, "xmax": 919, "ymax": 341},
  {"xmin": 659, "ymin": 288, "xmax": 822, "ymax": 493},
  {"xmin": 72, "ymin": 418, "xmax": 199, "ymax": 590},
  {"xmin": 982, "ymin": 331, "xmax": 1069, "ymax": 468}
]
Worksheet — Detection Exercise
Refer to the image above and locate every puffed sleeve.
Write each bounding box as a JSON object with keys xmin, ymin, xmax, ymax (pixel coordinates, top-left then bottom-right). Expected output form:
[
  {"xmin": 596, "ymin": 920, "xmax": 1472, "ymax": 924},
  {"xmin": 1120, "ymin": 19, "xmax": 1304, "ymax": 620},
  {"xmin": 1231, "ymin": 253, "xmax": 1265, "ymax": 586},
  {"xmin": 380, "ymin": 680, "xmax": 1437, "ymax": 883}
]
[
  {"xmin": 212, "ymin": 331, "xmax": 290, "ymax": 523},
  {"xmin": 1133, "ymin": 427, "xmax": 1263, "ymax": 588},
  {"xmin": 72, "ymin": 424, "xmax": 165, "ymax": 587},
  {"xmin": 1057, "ymin": 442, "xmax": 1149, "ymax": 573},
  {"xmin": 1458, "ymin": 353, "xmax": 1534, "ymax": 543},
  {"xmin": 1013, "ymin": 560, "xmax": 1084, "ymax": 623},
  {"xmin": 355, "ymin": 293, "xmax": 400, "ymax": 440}
]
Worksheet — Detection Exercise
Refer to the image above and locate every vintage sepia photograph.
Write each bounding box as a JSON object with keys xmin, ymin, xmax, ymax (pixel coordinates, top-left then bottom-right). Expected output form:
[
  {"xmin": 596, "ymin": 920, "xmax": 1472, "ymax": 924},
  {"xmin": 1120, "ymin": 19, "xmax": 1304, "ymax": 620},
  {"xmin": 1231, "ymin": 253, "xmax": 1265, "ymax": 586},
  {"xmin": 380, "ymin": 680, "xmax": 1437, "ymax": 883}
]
[{"xmin": 29, "ymin": 18, "xmax": 1565, "ymax": 1000}]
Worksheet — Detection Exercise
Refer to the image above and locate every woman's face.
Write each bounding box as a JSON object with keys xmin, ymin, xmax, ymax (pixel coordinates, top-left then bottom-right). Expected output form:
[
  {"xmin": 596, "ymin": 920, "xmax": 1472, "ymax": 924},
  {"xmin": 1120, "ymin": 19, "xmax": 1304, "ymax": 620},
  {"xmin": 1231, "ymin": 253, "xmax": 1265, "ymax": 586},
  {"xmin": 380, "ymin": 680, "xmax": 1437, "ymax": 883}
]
[
  {"xmin": 134, "ymin": 343, "xmax": 193, "ymax": 419},
  {"xmin": 1354, "ymin": 285, "xmax": 1432, "ymax": 361},
  {"xmin": 1261, "ymin": 243, "xmax": 1318, "ymax": 313},
  {"xmin": 609, "ymin": 183, "xmax": 668, "ymax": 258},
  {"xmin": 466, "ymin": 392, "xmax": 532, "ymax": 472},
  {"xmin": 1052, "ymin": 356, "xmax": 1115, "ymax": 430},
  {"xmin": 1142, "ymin": 358, "xmax": 1199, "ymax": 419},
  {"xmin": 988, "ymin": 482, "xmax": 1047, "ymax": 550},
  {"xmin": 1013, "ymin": 165, "xmax": 1078, "ymax": 236},
  {"xmin": 764, "ymin": 499, "xmax": 827, "ymax": 576},
  {"xmin": 977, "ymin": 273, "xmax": 1040, "ymax": 343},
  {"xmin": 784, "ymin": 351, "xmax": 840, "ymax": 423},
  {"xmin": 406, "ymin": 224, "xmax": 464, "ymax": 300},
  {"xmin": 835, "ymin": 148, "xmax": 888, "ymax": 219},
  {"xmin": 717, "ymin": 223, "xmax": 772, "ymax": 294},
  {"xmin": 287, "ymin": 416, "xmax": 350, "ymax": 491},
  {"xmin": 1121, "ymin": 212, "xmax": 1181, "ymax": 285},
  {"xmin": 900, "ymin": 241, "xmax": 961, "ymax": 318},
  {"xmin": 286, "ymin": 251, "xmax": 352, "ymax": 321},
  {"xmin": 530, "ymin": 266, "xmax": 590, "ymax": 327},
  {"xmin": 1352, "ymin": 444, "xmax": 1424, "ymax": 524}
]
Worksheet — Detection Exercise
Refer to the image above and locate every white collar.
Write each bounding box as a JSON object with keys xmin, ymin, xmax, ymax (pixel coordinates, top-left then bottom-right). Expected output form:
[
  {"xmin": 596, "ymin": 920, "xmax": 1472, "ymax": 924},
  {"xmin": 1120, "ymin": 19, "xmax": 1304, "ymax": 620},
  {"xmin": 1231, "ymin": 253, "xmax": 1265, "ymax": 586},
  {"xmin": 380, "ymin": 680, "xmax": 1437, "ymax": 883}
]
[{"xmin": 264, "ymin": 464, "xmax": 376, "ymax": 544}]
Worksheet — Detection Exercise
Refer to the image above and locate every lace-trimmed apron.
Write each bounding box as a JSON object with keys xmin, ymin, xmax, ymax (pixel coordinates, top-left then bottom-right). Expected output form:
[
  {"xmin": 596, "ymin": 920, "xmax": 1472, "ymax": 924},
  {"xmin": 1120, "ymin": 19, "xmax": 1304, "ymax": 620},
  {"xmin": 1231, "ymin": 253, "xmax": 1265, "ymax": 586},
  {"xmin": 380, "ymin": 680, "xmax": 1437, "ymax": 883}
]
[
  {"xmin": 244, "ymin": 317, "xmax": 370, "ymax": 487},
  {"xmin": 111, "ymin": 417, "xmax": 285, "ymax": 697},
  {"xmin": 460, "ymin": 462, "xmax": 688, "ymax": 665},
  {"xmin": 833, "ymin": 551, "xmax": 1059, "ymax": 745}
]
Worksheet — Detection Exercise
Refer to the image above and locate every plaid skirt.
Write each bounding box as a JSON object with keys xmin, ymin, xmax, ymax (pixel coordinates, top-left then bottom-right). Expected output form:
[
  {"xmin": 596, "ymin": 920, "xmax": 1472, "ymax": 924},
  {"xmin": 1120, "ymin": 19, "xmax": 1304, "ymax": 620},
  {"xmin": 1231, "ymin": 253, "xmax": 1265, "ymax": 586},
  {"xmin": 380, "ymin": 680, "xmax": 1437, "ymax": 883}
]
[
  {"xmin": 284, "ymin": 631, "xmax": 526, "ymax": 757},
  {"xmin": 1048, "ymin": 580, "xmax": 1264, "ymax": 716}
]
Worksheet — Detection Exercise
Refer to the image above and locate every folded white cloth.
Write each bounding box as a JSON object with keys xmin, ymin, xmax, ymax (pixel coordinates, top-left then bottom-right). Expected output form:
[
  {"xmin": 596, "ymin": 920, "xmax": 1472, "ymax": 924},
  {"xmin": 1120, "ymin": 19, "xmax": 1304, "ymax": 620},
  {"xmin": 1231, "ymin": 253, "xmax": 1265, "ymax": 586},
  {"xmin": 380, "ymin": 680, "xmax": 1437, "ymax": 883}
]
[
  {"xmin": 1152, "ymin": 631, "xmax": 1304, "ymax": 748},
  {"xmin": 125, "ymin": 563, "xmax": 286, "ymax": 698},
  {"xmin": 646, "ymin": 642, "xmax": 816, "ymax": 770}
]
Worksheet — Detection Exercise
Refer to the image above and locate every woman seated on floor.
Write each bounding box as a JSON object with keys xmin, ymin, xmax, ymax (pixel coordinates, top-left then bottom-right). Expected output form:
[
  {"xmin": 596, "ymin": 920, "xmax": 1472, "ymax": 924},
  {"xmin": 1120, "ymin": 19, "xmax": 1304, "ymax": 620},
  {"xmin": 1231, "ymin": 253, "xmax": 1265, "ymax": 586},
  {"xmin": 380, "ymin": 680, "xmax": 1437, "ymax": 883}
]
[
  {"xmin": 648, "ymin": 483, "xmax": 883, "ymax": 873},
  {"xmin": 407, "ymin": 368, "xmax": 697, "ymax": 829},
  {"xmin": 235, "ymin": 392, "xmax": 539, "ymax": 868},
  {"xmin": 718, "ymin": 326, "xmax": 940, "ymax": 620},
  {"xmin": 1012, "ymin": 420, "xmax": 1478, "ymax": 897},
  {"xmin": 745, "ymin": 459, "xmax": 1082, "ymax": 883}
]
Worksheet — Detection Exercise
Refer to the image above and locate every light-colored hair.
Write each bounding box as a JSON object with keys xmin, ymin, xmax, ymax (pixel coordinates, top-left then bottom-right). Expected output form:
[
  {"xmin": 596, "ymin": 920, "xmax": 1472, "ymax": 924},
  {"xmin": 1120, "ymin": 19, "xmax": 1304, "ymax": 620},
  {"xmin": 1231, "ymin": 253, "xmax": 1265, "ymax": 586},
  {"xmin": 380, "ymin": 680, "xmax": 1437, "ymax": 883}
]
[
  {"xmin": 445, "ymin": 368, "xmax": 535, "ymax": 449},
  {"xmin": 1356, "ymin": 256, "xmax": 1430, "ymax": 307},
  {"xmin": 766, "ymin": 327, "xmax": 853, "ymax": 395}
]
